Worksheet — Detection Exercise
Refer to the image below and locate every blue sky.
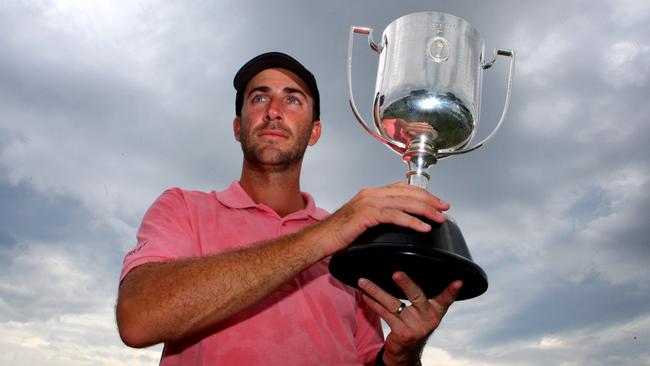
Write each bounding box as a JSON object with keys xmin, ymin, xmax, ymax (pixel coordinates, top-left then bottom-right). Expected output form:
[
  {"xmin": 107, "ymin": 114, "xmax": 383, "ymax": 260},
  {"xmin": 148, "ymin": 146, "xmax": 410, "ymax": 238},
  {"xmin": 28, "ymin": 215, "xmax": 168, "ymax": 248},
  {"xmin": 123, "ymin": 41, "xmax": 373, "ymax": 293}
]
[{"xmin": 1, "ymin": 0, "xmax": 649, "ymax": 365}]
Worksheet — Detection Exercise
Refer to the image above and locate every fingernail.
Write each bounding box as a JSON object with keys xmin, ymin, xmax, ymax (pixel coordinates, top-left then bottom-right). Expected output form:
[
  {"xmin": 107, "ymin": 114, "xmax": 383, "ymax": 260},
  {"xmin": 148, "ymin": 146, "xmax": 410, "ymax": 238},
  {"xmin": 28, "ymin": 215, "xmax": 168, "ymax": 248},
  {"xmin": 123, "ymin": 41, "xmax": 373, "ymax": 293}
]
[
  {"xmin": 393, "ymin": 271, "xmax": 405, "ymax": 282},
  {"xmin": 421, "ymin": 222, "xmax": 431, "ymax": 230},
  {"xmin": 358, "ymin": 278, "xmax": 369, "ymax": 287},
  {"xmin": 450, "ymin": 280, "xmax": 463, "ymax": 297}
]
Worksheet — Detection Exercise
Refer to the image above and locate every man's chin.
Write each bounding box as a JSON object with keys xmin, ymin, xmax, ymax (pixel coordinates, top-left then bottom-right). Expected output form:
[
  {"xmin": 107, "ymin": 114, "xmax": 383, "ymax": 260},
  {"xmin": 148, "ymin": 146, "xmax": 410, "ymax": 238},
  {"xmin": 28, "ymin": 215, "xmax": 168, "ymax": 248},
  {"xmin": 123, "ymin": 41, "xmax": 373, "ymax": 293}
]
[{"xmin": 244, "ymin": 150, "xmax": 304, "ymax": 169}]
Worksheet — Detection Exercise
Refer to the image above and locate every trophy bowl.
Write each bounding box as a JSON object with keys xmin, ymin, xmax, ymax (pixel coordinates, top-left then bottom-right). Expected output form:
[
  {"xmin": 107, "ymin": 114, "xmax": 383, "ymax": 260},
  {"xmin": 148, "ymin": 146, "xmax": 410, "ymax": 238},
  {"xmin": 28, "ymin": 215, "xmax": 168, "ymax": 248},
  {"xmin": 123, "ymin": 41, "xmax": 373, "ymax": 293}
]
[
  {"xmin": 380, "ymin": 90, "xmax": 474, "ymax": 151},
  {"xmin": 328, "ymin": 11, "xmax": 515, "ymax": 300}
]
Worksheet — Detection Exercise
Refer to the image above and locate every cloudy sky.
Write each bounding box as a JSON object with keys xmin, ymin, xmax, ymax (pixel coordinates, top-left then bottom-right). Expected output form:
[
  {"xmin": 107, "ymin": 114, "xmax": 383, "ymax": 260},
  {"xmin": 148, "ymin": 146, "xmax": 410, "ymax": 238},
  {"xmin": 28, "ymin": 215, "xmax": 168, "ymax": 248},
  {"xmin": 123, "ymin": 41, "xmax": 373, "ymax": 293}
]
[{"xmin": 1, "ymin": 0, "xmax": 649, "ymax": 365}]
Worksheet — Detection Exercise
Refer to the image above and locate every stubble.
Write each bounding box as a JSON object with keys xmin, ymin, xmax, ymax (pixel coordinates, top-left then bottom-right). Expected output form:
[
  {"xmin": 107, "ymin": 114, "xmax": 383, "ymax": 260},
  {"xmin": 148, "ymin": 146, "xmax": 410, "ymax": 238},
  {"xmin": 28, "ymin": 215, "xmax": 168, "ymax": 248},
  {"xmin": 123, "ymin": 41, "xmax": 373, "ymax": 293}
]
[{"xmin": 239, "ymin": 120, "xmax": 313, "ymax": 171}]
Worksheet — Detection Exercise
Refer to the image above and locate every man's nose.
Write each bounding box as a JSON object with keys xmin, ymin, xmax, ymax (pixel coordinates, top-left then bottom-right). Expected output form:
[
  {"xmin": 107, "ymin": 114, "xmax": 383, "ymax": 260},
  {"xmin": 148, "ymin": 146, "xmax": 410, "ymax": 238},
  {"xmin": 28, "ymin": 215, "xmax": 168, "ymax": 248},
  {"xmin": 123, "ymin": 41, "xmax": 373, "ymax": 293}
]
[{"xmin": 265, "ymin": 97, "xmax": 282, "ymax": 121}]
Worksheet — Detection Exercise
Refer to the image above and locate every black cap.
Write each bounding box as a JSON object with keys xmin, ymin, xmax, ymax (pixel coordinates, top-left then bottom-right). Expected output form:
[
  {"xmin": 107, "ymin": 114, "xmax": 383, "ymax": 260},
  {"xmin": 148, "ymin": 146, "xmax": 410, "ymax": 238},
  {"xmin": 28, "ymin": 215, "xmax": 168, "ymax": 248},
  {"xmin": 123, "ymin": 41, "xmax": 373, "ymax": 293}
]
[{"xmin": 233, "ymin": 52, "xmax": 320, "ymax": 120}]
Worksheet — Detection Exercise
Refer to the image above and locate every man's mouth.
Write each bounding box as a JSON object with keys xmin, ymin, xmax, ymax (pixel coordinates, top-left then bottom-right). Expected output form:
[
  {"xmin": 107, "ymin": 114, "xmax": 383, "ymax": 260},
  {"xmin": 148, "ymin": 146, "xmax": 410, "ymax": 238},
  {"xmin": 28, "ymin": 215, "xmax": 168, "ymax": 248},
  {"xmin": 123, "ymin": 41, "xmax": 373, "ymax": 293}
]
[{"xmin": 258, "ymin": 129, "xmax": 289, "ymax": 139}]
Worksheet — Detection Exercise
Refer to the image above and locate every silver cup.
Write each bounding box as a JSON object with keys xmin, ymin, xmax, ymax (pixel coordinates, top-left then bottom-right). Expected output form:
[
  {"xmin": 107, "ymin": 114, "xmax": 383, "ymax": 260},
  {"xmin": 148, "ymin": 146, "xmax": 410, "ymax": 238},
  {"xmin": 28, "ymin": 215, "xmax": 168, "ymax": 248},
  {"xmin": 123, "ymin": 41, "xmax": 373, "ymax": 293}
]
[{"xmin": 329, "ymin": 12, "xmax": 515, "ymax": 300}]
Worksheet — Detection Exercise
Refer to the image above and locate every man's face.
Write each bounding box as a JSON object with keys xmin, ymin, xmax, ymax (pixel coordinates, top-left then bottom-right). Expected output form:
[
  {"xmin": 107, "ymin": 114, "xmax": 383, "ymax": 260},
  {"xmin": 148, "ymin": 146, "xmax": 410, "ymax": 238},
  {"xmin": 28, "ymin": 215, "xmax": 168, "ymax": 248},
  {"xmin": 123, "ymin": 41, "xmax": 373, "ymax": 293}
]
[{"xmin": 234, "ymin": 68, "xmax": 321, "ymax": 170}]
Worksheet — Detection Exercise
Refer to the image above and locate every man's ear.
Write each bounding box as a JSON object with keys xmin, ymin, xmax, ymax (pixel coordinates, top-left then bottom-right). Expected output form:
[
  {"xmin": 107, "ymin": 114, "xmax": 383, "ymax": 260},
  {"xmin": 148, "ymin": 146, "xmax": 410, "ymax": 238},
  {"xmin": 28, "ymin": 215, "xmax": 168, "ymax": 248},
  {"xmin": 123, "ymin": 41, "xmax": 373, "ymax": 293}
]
[
  {"xmin": 233, "ymin": 117, "xmax": 241, "ymax": 142},
  {"xmin": 308, "ymin": 120, "xmax": 321, "ymax": 146}
]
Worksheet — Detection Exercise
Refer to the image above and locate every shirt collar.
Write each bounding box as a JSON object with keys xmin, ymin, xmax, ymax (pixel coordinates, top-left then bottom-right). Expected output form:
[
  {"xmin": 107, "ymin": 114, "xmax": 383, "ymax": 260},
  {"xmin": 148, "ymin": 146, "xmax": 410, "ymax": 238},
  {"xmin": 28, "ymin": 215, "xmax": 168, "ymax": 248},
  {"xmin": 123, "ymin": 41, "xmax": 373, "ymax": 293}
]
[{"xmin": 216, "ymin": 180, "xmax": 329, "ymax": 221}]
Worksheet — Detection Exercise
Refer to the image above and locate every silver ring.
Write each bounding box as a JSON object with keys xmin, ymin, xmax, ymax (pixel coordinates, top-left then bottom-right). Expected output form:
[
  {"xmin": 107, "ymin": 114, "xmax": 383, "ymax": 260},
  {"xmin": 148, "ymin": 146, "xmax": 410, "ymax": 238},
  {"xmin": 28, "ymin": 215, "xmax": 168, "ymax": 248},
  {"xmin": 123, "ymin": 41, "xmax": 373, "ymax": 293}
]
[{"xmin": 395, "ymin": 302, "xmax": 407, "ymax": 316}]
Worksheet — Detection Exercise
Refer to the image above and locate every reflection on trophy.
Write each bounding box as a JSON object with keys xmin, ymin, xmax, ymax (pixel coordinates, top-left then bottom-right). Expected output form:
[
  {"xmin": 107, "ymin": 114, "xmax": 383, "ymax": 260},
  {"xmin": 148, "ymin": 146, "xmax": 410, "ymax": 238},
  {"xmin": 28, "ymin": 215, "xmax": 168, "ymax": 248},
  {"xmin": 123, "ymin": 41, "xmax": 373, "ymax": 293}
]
[{"xmin": 329, "ymin": 12, "xmax": 515, "ymax": 300}]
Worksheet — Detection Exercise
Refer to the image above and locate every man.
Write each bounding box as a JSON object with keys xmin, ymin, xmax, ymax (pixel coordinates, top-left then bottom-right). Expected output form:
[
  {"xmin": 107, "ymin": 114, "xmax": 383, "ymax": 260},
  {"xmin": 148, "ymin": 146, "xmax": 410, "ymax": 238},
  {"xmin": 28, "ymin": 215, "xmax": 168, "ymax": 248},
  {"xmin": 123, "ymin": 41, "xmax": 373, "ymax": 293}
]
[{"xmin": 116, "ymin": 52, "xmax": 461, "ymax": 365}]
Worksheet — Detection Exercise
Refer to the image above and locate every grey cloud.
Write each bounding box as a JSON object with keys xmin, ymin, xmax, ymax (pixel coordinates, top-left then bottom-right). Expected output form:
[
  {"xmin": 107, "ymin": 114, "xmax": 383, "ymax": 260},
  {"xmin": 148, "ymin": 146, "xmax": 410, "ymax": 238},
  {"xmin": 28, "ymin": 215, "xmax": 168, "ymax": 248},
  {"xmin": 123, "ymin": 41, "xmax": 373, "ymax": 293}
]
[
  {"xmin": 477, "ymin": 275, "xmax": 649, "ymax": 346},
  {"xmin": 0, "ymin": 176, "xmax": 126, "ymax": 323},
  {"xmin": 0, "ymin": 178, "xmax": 91, "ymax": 243}
]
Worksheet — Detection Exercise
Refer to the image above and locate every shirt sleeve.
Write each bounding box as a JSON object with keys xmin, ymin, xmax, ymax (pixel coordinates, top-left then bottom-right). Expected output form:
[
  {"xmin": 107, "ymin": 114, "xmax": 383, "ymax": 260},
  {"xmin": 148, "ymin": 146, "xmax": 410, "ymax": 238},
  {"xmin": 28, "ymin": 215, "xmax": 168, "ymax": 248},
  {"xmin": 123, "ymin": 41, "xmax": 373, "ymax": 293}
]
[
  {"xmin": 354, "ymin": 290, "xmax": 385, "ymax": 364},
  {"xmin": 120, "ymin": 188, "xmax": 200, "ymax": 282}
]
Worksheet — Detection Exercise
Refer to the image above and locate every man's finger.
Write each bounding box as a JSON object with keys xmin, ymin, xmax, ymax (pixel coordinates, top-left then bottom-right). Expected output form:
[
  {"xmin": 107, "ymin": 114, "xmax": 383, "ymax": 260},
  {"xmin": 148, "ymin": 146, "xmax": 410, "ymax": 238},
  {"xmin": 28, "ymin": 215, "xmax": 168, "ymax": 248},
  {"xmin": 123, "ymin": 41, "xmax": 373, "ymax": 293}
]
[
  {"xmin": 392, "ymin": 271, "xmax": 428, "ymax": 308},
  {"xmin": 432, "ymin": 280, "xmax": 463, "ymax": 311},
  {"xmin": 358, "ymin": 277, "xmax": 403, "ymax": 317}
]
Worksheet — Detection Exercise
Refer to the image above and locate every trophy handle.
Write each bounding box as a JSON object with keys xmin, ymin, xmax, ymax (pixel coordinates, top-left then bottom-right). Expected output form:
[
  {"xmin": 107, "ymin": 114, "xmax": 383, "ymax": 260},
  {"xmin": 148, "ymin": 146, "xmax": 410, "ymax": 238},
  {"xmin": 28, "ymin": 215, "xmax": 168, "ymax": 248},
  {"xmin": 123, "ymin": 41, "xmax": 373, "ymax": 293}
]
[
  {"xmin": 440, "ymin": 49, "xmax": 515, "ymax": 158},
  {"xmin": 347, "ymin": 26, "xmax": 406, "ymax": 154}
]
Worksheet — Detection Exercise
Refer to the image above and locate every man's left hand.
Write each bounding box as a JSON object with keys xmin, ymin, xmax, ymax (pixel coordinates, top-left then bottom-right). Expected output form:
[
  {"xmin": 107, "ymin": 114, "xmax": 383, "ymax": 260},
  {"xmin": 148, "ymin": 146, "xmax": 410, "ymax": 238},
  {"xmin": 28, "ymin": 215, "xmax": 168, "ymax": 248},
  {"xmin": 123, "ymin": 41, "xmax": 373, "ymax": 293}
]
[{"xmin": 358, "ymin": 272, "xmax": 462, "ymax": 366}]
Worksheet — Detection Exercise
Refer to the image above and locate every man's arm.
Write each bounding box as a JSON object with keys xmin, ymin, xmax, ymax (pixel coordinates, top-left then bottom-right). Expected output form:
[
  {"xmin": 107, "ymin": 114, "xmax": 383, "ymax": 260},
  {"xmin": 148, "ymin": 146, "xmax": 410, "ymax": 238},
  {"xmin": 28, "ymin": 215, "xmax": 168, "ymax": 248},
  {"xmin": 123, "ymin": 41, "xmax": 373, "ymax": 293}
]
[
  {"xmin": 116, "ymin": 182, "xmax": 449, "ymax": 348},
  {"xmin": 117, "ymin": 224, "xmax": 326, "ymax": 348}
]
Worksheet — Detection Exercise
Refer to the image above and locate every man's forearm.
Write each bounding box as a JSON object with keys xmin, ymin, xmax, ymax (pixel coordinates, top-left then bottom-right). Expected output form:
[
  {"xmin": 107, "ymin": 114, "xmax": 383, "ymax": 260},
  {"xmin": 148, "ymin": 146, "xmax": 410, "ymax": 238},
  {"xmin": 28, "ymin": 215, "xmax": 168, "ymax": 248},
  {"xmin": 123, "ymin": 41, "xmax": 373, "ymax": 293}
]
[{"xmin": 116, "ymin": 225, "xmax": 326, "ymax": 348}]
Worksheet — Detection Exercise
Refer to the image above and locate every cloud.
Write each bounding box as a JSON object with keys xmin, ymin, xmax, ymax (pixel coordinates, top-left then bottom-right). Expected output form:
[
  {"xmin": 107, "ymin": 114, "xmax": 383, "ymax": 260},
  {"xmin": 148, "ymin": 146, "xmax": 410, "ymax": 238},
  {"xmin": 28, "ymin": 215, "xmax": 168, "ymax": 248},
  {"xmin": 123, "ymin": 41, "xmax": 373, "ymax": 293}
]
[
  {"xmin": 610, "ymin": 0, "xmax": 650, "ymax": 26},
  {"xmin": 0, "ymin": 310, "xmax": 162, "ymax": 365},
  {"xmin": 483, "ymin": 314, "xmax": 650, "ymax": 365},
  {"xmin": 0, "ymin": 241, "xmax": 101, "ymax": 322},
  {"xmin": 602, "ymin": 41, "xmax": 650, "ymax": 88}
]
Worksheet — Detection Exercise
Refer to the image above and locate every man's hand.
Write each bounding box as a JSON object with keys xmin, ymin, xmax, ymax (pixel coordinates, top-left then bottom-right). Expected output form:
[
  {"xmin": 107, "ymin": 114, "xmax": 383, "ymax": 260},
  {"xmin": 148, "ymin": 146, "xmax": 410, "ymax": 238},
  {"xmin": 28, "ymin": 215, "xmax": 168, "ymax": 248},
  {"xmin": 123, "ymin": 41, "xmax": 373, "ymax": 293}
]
[
  {"xmin": 313, "ymin": 182, "xmax": 449, "ymax": 257},
  {"xmin": 359, "ymin": 272, "xmax": 462, "ymax": 366}
]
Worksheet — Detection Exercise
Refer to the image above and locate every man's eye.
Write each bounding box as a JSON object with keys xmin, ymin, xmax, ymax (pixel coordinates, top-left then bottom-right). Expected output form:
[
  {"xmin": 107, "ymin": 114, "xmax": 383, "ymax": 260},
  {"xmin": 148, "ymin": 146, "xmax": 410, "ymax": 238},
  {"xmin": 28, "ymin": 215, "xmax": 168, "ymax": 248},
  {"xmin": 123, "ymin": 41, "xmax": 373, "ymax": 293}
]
[
  {"xmin": 252, "ymin": 95, "xmax": 266, "ymax": 103},
  {"xmin": 287, "ymin": 96, "xmax": 301, "ymax": 105}
]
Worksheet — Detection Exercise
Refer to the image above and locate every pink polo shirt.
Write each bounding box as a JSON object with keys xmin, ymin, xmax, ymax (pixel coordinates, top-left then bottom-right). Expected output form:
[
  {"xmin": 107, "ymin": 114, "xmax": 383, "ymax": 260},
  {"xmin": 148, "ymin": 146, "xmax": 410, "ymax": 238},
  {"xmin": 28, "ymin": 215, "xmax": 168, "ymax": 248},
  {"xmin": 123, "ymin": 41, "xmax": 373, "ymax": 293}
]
[{"xmin": 121, "ymin": 181, "xmax": 383, "ymax": 365}]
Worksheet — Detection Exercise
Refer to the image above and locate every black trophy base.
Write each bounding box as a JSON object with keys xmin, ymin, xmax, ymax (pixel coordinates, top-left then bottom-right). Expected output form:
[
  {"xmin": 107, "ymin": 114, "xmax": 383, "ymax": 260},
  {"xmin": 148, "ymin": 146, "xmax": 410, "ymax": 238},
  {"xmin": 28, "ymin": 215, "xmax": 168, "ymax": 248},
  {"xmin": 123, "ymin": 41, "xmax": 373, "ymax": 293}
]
[{"xmin": 328, "ymin": 217, "xmax": 488, "ymax": 301}]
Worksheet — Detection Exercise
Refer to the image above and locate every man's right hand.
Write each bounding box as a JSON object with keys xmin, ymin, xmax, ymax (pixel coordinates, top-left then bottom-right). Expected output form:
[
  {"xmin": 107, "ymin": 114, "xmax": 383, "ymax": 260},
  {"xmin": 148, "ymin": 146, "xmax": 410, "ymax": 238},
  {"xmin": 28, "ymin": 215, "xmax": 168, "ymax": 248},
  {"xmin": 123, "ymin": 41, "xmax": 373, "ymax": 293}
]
[{"xmin": 312, "ymin": 182, "xmax": 450, "ymax": 257}]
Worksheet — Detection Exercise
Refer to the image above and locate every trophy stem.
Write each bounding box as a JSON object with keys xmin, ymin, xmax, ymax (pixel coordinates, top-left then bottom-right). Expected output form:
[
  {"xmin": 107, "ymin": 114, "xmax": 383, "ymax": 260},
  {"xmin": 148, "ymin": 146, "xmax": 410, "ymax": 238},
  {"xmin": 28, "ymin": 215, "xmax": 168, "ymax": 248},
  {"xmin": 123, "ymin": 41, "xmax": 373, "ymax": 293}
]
[
  {"xmin": 404, "ymin": 133, "xmax": 438, "ymax": 190},
  {"xmin": 407, "ymin": 172, "xmax": 429, "ymax": 189}
]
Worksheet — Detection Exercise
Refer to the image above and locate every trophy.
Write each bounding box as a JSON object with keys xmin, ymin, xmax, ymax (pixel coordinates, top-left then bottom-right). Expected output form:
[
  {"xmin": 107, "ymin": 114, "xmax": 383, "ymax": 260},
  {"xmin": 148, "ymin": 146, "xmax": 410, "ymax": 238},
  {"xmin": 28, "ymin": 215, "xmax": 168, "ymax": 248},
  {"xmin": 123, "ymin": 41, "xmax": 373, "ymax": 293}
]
[{"xmin": 329, "ymin": 12, "xmax": 515, "ymax": 300}]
